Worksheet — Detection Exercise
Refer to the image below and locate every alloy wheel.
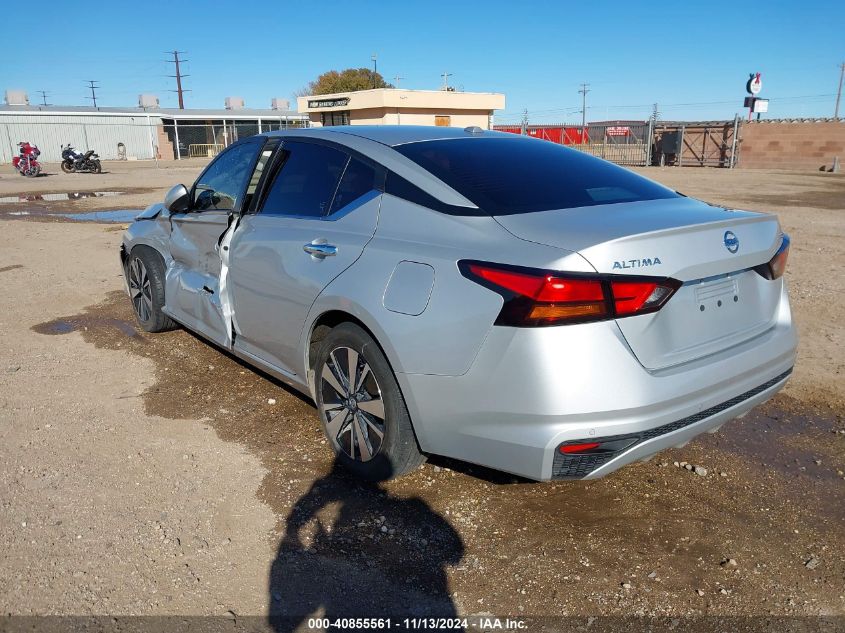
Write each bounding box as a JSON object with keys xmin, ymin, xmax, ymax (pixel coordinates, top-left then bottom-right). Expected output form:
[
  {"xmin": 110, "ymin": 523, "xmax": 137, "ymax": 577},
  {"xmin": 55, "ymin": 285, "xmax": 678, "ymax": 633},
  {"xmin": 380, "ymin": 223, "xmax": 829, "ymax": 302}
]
[
  {"xmin": 128, "ymin": 258, "xmax": 153, "ymax": 323},
  {"xmin": 320, "ymin": 346, "xmax": 386, "ymax": 462}
]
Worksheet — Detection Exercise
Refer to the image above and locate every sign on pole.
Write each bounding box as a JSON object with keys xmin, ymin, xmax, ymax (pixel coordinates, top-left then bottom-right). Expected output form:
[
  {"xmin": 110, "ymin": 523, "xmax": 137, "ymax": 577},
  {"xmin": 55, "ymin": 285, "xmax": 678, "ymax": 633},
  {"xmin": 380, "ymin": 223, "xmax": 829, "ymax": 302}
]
[{"xmin": 746, "ymin": 73, "xmax": 763, "ymax": 95}]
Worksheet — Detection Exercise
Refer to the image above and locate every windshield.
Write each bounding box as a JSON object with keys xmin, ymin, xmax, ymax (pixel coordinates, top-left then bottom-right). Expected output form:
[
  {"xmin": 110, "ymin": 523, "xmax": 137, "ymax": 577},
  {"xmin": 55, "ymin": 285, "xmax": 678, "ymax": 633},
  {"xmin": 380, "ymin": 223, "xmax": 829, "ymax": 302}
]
[{"xmin": 394, "ymin": 136, "xmax": 678, "ymax": 215}]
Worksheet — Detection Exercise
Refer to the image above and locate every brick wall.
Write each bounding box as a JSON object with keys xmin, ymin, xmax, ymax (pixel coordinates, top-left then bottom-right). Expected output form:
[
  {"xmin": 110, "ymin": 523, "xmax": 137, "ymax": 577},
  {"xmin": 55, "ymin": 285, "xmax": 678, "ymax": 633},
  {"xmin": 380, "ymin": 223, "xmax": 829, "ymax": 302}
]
[
  {"xmin": 738, "ymin": 120, "xmax": 844, "ymax": 170},
  {"xmin": 155, "ymin": 125, "xmax": 174, "ymax": 161}
]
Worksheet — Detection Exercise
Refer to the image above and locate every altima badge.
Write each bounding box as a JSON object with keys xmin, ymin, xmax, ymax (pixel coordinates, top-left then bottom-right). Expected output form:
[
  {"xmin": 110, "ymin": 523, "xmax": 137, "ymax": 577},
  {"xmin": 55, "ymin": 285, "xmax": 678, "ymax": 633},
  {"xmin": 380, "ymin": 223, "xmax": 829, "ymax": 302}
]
[{"xmin": 612, "ymin": 257, "xmax": 662, "ymax": 270}]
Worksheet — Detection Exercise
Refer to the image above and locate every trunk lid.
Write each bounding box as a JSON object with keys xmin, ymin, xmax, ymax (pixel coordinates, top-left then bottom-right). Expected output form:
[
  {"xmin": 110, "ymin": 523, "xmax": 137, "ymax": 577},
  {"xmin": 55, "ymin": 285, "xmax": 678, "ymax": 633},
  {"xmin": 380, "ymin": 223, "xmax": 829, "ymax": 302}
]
[{"xmin": 494, "ymin": 198, "xmax": 784, "ymax": 369}]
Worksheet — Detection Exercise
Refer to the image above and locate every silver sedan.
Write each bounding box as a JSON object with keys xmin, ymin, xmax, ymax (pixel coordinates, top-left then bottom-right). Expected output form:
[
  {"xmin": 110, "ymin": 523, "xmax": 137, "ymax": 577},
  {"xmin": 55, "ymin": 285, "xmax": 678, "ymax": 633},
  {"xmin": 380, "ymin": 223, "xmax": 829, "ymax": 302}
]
[{"xmin": 121, "ymin": 126, "xmax": 796, "ymax": 481}]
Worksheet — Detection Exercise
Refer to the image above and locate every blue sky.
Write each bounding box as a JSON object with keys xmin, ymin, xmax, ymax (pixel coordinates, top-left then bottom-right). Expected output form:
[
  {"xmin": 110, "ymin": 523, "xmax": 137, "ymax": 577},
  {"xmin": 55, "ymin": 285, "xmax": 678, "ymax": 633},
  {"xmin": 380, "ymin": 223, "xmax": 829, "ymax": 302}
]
[{"xmin": 5, "ymin": 0, "xmax": 843, "ymax": 122}]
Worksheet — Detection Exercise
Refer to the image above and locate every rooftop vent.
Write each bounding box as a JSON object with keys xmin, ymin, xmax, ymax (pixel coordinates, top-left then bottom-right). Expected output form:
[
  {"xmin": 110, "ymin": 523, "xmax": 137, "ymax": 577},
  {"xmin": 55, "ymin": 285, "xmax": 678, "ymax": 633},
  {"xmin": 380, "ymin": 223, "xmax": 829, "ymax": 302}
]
[
  {"xmin": 225, "ymin": 96, "xmax": 245, "ymax": 110},
  {"xmin": 271, "ymin": 98, "xmax": 290, "ymax": 111},
  {"xmin": 5, "ymin": 90, "xmax": 29, "ymax": 106},
  {"xmin": 138, "ymin": 94, "xmax": 160, "ymax": 109}
]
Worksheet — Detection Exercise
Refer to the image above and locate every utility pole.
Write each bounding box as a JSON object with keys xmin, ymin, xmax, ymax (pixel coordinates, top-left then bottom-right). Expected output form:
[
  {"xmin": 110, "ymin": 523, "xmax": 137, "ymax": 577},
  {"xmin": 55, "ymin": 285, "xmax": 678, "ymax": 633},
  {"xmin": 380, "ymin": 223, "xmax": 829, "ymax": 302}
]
[
  {"xmin": 441, "ymin": 71, "xmax": 452, "ymax": 91},
  {"xmin": 371, "ymin": 54, "xmax": 378, "ymax": 88},
  {"xmin": 85, "ymin": 80, "xmax": 100, "ymax": 108},
  {"xmin": 520, "ymin": 108, "xmax": 528, "ymax": 135},
  {"xmin": 578, "ymin": 82, "xmax": 590, "ymax": 133},
  {"xmin": 835, "ymin": 61, "xmax": 845, "ymax": 120},
  {"xmin": 393, "ymin": 75, "xmax": 404, "ymax": 88},
  {"xmin": 166, "ymin": 51, "xmax": 189, "ymax": 109},
  {"xmin": 651, "ymin": 102, "xmax": 660, "ymax": 123},
  {"xmin": 37, "ymin": 90, "xmax": 50, "ymax": 106}
]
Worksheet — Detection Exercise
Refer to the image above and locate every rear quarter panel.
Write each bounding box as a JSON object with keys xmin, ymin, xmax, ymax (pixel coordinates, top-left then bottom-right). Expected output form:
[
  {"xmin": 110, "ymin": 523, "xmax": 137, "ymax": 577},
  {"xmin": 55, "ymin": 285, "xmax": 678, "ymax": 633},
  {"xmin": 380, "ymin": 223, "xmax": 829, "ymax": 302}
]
[{"xmin": 300, "ymin": 195, "xmax": 596, "ymax": 378}]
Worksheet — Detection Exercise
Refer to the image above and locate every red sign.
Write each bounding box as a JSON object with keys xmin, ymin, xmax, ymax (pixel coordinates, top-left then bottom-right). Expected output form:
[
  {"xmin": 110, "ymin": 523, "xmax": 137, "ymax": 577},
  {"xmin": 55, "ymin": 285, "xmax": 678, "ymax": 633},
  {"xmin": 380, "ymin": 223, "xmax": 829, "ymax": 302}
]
[{"xmin": 606, "ymin": 126, "xmax": 630, "ymax": 137}]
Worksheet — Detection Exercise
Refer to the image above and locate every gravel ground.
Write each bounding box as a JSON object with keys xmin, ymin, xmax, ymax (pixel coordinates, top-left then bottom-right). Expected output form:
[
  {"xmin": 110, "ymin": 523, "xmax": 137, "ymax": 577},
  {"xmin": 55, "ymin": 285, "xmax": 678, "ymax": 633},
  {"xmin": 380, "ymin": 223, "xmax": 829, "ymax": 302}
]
[{"xmin": 0, "ymin": 161, "xmax": 843, "ymax": 622}]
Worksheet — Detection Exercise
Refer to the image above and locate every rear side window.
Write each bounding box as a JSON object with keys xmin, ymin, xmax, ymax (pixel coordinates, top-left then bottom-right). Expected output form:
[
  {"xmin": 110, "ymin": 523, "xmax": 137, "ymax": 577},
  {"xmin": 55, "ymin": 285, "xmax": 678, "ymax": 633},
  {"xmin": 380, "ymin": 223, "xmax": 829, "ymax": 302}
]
[
  {"xmin": 394, "ymin": 137, "xmax": 678, "ymax": 215},
  {"xmin": 260, "ymin": 141, "xmax": 348, "ymax": 217},
  {"xmin": 329, "ymin": 158, "xmax": 379, "ymax": 214}
]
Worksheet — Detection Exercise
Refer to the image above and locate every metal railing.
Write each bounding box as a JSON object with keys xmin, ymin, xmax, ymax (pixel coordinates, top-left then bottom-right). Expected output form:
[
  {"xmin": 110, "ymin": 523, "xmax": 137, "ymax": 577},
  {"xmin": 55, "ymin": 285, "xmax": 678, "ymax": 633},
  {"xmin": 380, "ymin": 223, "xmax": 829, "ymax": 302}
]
[{"xmin": 188, "ymin": 143, "xmax": 225, "ymax": 158}]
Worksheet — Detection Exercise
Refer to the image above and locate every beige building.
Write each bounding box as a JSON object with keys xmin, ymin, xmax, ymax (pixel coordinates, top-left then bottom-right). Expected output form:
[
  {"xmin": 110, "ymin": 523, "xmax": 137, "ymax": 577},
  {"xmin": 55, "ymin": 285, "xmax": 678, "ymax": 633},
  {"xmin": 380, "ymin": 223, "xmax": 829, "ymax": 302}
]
[{"xmin": 297, "ymin": 88, "xmax": 505, "ymax": 129}]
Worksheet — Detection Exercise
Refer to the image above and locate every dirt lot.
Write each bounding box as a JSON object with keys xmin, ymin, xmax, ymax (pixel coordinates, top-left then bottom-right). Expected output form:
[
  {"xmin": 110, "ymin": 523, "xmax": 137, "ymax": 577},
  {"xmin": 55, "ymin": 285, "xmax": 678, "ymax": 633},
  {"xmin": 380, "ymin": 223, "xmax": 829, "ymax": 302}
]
[{"xmin": 0, "ymin": 161, "xmax": 843, "ymax": 625}]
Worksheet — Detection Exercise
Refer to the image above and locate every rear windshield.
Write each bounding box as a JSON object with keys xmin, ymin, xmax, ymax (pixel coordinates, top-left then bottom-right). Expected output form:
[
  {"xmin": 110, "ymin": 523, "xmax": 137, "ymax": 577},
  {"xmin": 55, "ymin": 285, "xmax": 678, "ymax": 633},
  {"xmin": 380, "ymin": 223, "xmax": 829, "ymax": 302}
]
[{"xmin": 394, "ymin": 136, "xmax": 678, "ymax": 215}]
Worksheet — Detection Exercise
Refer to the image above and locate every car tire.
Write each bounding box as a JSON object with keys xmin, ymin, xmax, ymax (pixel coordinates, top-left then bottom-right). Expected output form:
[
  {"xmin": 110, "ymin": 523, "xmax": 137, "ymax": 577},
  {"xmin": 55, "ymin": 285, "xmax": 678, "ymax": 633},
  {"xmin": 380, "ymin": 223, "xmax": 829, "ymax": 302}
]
[
  {"xmin": 126, "ymin": 247, "xmax": 177, "ymax": 333},
  {"xmin": 314, "ymin": 323, "xmax": 425, "ymax": 480}
]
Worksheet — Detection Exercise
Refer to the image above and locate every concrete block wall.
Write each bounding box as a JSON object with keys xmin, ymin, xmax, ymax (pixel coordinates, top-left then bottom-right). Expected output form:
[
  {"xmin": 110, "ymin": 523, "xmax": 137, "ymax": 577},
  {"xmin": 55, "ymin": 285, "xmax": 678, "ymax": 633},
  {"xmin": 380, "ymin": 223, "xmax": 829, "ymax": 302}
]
[{"xmin": 738, "ymin": 120, "xmax": 844, "ymax": 170}]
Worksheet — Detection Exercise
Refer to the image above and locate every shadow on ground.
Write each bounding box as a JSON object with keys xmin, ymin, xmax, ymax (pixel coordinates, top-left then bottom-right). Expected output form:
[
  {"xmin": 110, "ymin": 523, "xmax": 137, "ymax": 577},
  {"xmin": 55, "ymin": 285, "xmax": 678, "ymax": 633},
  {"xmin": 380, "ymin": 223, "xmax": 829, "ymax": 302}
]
[{"xmin": 269, "ymin": 456, "xmax": 462, "ymax": 629}]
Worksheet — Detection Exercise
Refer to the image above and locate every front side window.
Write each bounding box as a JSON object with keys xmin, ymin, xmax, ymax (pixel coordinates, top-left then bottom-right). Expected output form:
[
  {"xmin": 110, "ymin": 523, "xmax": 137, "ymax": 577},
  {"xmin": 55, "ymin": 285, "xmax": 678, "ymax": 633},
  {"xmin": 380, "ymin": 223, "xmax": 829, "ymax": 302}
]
[
  {"xmin": 192, "ymin": 140, "xmax": 262, "ymax": 212},
  {"xmin": 260, "ymin": 141, "xmax": 348, "ymax": 217},
  {"xmin": 394, "ymin": 136, "xmax": 679, "ymax": 215}
]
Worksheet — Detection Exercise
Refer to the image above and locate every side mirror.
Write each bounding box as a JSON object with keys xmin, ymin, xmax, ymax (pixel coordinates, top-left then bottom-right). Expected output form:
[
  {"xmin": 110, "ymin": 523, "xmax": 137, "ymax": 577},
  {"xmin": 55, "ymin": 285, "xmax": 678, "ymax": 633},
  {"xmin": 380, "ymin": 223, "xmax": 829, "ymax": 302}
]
[{"xmin": 164, "ymin": 184, "xmax": 191, "ymax": 213}]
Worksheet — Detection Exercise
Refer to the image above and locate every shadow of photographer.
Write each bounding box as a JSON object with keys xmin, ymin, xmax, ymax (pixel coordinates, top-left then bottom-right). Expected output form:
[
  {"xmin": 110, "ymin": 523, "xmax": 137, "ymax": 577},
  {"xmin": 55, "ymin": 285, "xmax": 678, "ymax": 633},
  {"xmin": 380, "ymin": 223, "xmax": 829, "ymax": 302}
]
[{"xmin": 269, "ymin": 456, "xmax": 464, "ymax": 631}]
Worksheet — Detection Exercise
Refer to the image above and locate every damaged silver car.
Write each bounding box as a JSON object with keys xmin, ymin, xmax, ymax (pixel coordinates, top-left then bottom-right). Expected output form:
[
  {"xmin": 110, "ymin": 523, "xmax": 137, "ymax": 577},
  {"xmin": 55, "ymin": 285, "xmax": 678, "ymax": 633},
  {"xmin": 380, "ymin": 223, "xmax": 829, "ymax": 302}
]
[{"xmin": 121, "ymin": 126, "xmax": 796, "ymax": 481}]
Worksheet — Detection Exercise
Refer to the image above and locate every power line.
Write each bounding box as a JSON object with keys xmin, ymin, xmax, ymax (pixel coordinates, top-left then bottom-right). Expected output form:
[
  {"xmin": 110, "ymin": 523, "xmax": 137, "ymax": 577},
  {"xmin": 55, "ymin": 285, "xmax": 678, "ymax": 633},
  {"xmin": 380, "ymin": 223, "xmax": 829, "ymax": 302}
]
[
  {"xmin": 85, "ymin": 80, "xmax": 100, "ymax": 107},
  {"xmin": 36, "ymin": 90, "xmax": 50, "ymax": 107},
  {"xmin": 578, "ymin": 82, "xmax": 590, "ymax": 130},
  {"xmin": 165, "ymin": 51, "xmax": 190, "ymax": 109}
]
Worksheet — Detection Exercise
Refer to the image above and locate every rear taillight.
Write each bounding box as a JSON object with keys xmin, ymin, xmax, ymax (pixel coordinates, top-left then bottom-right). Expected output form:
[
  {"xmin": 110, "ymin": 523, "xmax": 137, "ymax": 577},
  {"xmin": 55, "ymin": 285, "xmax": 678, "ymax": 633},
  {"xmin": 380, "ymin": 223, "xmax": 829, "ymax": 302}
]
[
  {"xmin": 754, "ymin": 235, "xmax": 790, "ymax": 280},
  {"xmin": 459, "ymin": 261, "xmax": 681, "ymax": 327}
]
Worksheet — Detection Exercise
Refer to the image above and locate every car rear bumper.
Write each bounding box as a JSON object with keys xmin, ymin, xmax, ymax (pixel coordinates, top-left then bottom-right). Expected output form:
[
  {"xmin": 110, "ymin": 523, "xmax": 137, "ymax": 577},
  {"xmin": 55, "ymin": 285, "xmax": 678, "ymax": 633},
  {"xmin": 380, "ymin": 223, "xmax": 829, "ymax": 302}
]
[
  {"xmin": 396, "ymin": 286, "xmax": 797, "ymax": 481},
  {"xmin": 555, "ymin": 367, "xmax": 791, "ymax": 479}
]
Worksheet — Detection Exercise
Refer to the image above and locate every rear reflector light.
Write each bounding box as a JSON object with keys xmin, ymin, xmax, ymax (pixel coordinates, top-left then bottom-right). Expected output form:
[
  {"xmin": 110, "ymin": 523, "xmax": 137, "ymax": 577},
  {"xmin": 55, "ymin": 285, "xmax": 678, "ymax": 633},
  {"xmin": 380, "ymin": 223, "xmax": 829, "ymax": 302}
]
[
  {"xmin": 753, "ymin": 235, "xmax": 790, "ymax": 280},
  {"xmin": 557, "ymin": 436, "xmax": 640, "ymax": 456},
  {"xmin": 559, "ymin": 442, "xmax": 601, "ymax": 454},
  {"xmin": 459, "ymin": 261, "xmax": 680, "ymax": 327}
]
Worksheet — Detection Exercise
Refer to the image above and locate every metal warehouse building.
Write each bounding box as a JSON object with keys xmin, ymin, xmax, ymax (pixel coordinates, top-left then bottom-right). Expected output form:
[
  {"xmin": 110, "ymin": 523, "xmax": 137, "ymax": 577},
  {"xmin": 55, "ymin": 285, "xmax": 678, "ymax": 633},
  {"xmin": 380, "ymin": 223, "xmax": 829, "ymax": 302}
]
[{"xmin": 0, "ymin": 102, "xmax": 309, "ymax": 164}]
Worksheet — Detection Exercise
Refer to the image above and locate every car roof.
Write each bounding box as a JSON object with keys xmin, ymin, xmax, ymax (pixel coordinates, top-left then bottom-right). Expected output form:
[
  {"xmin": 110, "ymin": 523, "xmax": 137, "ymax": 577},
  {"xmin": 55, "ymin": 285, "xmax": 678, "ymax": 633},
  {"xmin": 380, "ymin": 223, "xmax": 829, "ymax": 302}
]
[{"xmin": 264, "ymin": 125, "xmax": 513, "ymax": 147}]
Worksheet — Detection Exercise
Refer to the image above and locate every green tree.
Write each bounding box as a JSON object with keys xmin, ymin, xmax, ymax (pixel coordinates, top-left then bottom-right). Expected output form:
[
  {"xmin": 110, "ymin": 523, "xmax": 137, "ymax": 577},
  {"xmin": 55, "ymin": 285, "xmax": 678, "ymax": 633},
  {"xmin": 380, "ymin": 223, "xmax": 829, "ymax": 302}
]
[{"xmin": 297, "ymin": 68, "xmax": 394, "ymax": 96}]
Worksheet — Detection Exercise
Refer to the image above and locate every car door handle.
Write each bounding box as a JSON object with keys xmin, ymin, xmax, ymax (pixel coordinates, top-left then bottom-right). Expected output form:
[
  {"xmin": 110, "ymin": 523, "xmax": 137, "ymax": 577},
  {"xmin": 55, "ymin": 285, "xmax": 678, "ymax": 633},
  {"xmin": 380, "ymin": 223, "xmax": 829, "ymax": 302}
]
[{"xmin": 303, "ymin": 241, "xmax": 337, "ymax": 257}]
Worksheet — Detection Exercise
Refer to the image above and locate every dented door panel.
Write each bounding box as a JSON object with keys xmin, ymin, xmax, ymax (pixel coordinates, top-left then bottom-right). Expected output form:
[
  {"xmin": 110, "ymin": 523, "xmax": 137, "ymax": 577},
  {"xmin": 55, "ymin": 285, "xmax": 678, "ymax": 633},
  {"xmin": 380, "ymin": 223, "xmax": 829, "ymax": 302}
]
[{"xmin": 164, "ymin": 210, "xmax": 232, "ymax": 346}]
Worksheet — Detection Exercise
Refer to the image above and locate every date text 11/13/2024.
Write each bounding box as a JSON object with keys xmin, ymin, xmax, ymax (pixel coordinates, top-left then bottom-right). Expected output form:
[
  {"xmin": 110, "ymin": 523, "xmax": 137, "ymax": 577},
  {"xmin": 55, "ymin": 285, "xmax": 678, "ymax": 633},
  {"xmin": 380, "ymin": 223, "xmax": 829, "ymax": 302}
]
[{"xmin": 305, "ymin": 617, "xmax": 527, "ymax": 630}]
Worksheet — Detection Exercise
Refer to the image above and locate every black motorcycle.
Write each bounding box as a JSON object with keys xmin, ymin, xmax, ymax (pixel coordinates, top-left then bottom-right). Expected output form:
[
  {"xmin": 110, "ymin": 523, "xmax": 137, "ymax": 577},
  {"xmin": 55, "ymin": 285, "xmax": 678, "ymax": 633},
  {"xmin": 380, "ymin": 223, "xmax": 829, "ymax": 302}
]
[{"xmin": 60, "ymin": 144, "xmax": 102, "ymax": 174}]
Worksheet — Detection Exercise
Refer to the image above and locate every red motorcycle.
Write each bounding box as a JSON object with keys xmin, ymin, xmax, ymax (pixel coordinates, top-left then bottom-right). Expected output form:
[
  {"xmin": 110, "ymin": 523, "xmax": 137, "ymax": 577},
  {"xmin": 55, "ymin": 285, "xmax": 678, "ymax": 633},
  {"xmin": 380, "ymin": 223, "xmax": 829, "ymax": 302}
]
[{"xmin": 12, "ymin": 142, "xmax": 42, "ymax": 177}]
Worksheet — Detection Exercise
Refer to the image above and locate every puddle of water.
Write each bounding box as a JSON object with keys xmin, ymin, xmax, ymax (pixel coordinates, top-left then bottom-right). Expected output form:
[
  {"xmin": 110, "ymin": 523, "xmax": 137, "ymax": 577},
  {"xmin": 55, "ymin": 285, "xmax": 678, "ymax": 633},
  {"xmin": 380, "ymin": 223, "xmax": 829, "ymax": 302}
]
[
  {"xmin": 0, "ymin": 191, "xmax": 123, "ymax": 203},
  {"xmin": 59, "ymin": 210, "xmax": 141, "ymax": 223},
  {"xmin": 32, "ymin": 316, "xmax": 142, "ymax": 339}
]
